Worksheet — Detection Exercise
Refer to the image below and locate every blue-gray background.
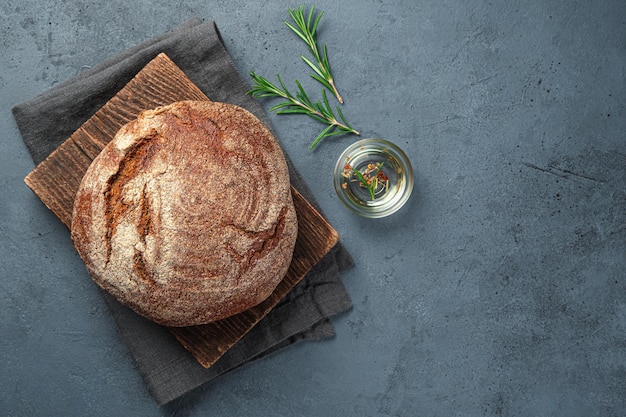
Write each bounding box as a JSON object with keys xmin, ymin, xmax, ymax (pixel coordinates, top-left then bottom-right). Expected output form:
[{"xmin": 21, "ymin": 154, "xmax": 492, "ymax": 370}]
[{"xmin": 1, "ymin": 0, "xmax": 624, "ymax": 416}]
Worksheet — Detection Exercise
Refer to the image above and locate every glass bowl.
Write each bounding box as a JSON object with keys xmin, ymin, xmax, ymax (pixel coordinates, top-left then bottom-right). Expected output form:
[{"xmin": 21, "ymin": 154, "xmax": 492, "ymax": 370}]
[{"xmin": 334, "ymin": 138, "xmax": 413, "ymax": 218}]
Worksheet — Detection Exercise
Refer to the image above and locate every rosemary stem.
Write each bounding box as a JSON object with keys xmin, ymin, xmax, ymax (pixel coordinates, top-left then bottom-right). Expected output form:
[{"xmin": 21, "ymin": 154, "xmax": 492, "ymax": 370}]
[
  {"xmin": 329, "ymin": 79, "xmax": 343, "ymax": 104},
  {"xmin": 284, "ymin": 95, "xmax": 355, "ymax": 134}
]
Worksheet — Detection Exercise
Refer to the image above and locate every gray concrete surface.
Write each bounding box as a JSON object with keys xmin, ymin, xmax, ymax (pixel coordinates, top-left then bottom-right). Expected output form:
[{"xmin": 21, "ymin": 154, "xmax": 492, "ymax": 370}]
[{"xmin": 1, "ymin": 0, "xmax": 625, "ymax": 416}]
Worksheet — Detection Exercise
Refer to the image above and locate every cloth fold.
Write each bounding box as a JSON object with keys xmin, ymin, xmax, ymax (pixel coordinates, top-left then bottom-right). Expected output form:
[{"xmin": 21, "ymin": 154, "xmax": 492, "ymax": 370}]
[{"xmin": 12, "ymin": 18, "xmax": 353, "ymax": 405}]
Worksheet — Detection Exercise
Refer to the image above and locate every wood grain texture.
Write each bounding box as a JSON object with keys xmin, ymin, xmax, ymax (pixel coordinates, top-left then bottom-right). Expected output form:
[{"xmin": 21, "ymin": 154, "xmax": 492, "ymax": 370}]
[{"xmin": 23, "ymin": 53, "xmax": 339, "ymax": 368}]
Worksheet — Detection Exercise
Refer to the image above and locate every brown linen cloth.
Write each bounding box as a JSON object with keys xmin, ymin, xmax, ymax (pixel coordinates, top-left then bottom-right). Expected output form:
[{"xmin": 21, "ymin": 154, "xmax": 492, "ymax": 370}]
[{"xmin": 12, "ymin": 18, "xmax": 353, "ymax": 405}]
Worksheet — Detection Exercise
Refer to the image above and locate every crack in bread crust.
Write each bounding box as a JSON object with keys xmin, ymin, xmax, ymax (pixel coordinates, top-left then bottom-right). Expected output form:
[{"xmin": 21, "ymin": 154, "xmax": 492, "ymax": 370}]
[{"xmin": 103, "ymin": 132, "xmax": 160, "ymax": 266}]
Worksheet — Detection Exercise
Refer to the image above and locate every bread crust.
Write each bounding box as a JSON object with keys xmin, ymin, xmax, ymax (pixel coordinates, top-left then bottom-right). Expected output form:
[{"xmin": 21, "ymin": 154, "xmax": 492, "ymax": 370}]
[{"xmin": 71, "ymin": 101, "xmax": 298, "ymax": 326}]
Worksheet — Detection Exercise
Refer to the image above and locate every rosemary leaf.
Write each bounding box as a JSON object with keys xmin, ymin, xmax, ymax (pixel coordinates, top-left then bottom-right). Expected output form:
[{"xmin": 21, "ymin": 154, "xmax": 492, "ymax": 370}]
[
  {"xmin": 352, "ymin": 168, "xmax": 375, "ymax": 200},
  {"xmin": 310, "ymin": 125, "xmax": 335, "ymax": 150}
]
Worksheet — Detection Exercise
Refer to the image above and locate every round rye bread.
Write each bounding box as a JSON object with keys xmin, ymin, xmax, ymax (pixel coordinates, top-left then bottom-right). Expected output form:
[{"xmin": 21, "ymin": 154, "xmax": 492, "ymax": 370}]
[{"xmin": 70, "ymin": 100, "xmax": 298, "ymax": 327}]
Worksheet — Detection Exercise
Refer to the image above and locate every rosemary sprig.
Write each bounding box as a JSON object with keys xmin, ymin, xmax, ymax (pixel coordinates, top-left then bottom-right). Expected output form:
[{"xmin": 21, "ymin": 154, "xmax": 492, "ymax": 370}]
[
  {"xmin": 342, "ymin": 161, "xmax": 387, "ymax": 200},
  {"xmin": 352, "ymin": 162, "xmax": 385, "ymax": 200},
  {"xmin": 248, "ymin": 71, "xmax": 359, "ymax": 150},
  {"xmin": 285, "ymin": 5, "xmax": 343, "ymax": 103}
]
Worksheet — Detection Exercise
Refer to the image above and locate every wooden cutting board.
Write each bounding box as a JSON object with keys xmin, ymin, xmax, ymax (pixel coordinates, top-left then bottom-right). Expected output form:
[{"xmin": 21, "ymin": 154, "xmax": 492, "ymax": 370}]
[{"xmin": 24, "ymin": 53, "xmax": 339, "ymax": 368}]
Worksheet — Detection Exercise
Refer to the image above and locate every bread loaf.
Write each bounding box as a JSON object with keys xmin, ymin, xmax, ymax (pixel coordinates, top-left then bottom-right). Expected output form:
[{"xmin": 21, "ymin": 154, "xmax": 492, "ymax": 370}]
[{"xmin": 70, "ymin": 100, "xmax": 298, "ymax": 327}]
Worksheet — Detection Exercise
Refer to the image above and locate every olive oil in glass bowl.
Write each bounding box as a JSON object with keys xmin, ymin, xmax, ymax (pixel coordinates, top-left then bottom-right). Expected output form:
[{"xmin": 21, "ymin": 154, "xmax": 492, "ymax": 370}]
[{"xmin": 334, "ymin": 138, "xmax": 413, "ymax": 218}]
